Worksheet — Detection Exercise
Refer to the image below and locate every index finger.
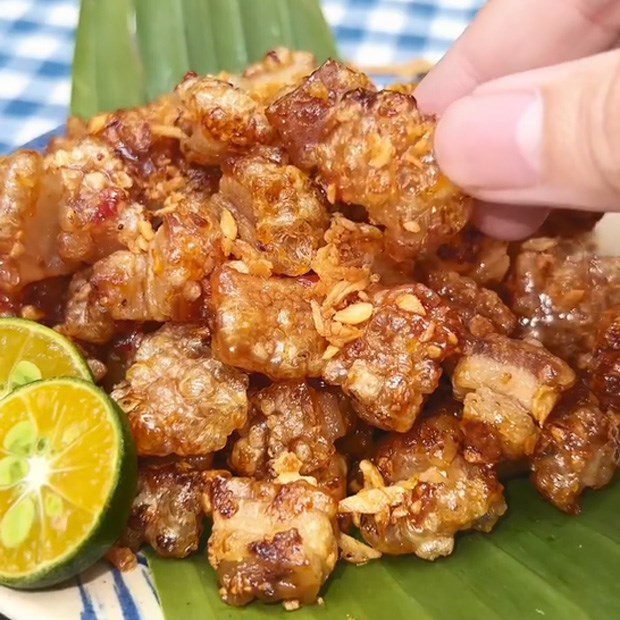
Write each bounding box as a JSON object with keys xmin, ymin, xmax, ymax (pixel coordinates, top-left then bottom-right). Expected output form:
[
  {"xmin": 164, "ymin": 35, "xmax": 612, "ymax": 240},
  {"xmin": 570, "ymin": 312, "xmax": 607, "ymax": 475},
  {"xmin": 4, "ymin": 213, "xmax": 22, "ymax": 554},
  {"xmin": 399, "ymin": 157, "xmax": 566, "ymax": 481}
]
[{"xmin": 415, "ymin": 0, "xmax": 620, "ymax": 114}]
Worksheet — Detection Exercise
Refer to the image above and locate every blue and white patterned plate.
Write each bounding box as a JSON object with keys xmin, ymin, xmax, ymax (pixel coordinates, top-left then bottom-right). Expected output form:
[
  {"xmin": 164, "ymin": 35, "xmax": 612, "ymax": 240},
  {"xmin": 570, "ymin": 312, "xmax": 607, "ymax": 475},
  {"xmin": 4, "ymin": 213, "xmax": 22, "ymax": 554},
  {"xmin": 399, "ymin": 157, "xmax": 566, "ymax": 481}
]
[{"xmin": 0, "ymin": 555, "xmax": 162, "ymax": 620}]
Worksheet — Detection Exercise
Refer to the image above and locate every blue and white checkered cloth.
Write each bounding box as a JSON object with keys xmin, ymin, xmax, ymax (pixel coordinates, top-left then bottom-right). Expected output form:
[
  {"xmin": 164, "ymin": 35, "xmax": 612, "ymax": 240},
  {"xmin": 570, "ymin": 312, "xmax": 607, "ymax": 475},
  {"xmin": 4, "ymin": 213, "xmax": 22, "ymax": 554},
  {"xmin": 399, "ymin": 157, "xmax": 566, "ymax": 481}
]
[{"xmin": 0, "ymin": 0, "xmax": 483, "ymax": 154}]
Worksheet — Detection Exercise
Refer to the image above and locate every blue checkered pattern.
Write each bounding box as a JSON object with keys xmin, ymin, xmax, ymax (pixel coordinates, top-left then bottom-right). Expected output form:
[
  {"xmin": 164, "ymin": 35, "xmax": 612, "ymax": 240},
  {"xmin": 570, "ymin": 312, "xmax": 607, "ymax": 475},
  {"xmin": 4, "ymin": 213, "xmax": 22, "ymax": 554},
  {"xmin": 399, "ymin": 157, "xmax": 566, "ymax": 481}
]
[{"xmin": 0, "ymin": 0, "xmax": 483, "ymax": 154}]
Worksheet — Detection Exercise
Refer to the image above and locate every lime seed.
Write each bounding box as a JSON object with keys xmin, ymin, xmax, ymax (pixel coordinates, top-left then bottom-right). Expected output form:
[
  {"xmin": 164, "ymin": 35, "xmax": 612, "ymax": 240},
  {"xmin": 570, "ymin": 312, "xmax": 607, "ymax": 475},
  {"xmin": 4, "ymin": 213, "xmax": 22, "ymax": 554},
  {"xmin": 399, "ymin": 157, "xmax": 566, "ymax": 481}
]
[
  {"xmin": 0, "ymin": 456, "xmax": 28, "ymax": 487},
  {"xmin": 9, "ymin": 360, "xmax": 42, "ymax": 390},
  {"xmin": 1, "ymin": 496, "xmax": 36, "ymax": 549},
  {"xmin": 3, "ymin": 421, "xmax": 37, "ymax": 456}
]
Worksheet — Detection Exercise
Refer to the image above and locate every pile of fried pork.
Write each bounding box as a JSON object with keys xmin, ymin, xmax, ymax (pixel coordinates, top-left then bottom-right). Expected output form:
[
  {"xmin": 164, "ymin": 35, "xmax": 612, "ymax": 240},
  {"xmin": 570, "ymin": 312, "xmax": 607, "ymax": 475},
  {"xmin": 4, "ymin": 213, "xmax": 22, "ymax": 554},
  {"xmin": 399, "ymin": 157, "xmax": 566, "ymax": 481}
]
[{"xmin": 1, "ymin": 48, "xmax": 618, "ymax": 609}]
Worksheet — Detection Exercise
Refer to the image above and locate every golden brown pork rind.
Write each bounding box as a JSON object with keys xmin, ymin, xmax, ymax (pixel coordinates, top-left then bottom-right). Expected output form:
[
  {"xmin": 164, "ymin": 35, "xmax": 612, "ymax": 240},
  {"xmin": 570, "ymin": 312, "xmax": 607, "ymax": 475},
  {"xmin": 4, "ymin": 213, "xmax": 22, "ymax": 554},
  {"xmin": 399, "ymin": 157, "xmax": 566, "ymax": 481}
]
[
  {"xmin": 206, "ymin": 476, "xmax": 338, "ymax": 607},
  {"xmin": 453, "ymin": 334, "xmax": 576, "ymax": 426},
  {"xmin": 268, "ymin": 61, "xmax": 471, "ymax": 260},
  {"xmin": 508, "ymin": 237, "xmax": 620, "ymax": 367},
  {"xmin": 531, "ymin": 384, "xmax": 619, "ymax": 513},
  {"xmin": 210, "ymin": 265, "xmax": 327, "ymax": 379},
  {"xmin": 230, "ymin": 381, "xmax": 352, "ymax": 499},
  {"xmin": 427, "ymin": 270, "xmax": 517, "ymax": 338},
  {"xmin": 339, "ymin": 412, "xmax": 506, "ymax": 560},
  {"xmin": 176, "ymin": 74, "xmax": 274, "ymax": 166},
  {"xmin": 121, "ymin": 461, "xmax": 218, "ymax": 558},
  {"xmin": 112, "ymin": 323, "xmax": 248, "ymax": 456},
  {"xmin": 323, "ymin": 283, "xmax": 462, "ymax": 432},
  {"xmin": 215, "ymin": 152, "xmax": 329, "ymax": 276}
]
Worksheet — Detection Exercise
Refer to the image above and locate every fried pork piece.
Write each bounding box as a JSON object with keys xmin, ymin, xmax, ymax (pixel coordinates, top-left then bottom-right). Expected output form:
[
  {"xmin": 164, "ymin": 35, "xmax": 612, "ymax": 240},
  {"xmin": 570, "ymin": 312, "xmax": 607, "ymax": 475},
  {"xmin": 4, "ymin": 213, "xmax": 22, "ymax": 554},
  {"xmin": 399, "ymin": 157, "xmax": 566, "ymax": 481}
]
[
  {"xmin": 82, "ymin": 91, "xmax": 222, "ymax": 210},
  {"xmin": 0, "ymin": 151, "xmax": 74, "ymax": 293},
  {"xmin": 340, "ymin": 412, "xmax": 506, "ymax": 559},
  {"xmin": 58, "ymin": 270, "xmax": 116, "ymax": 344},
  {"xmin": 227, "ymin": 48, "xmax": 317, "ymax": 104},
  {"xmin": 206, "ymin": 476, "xmax": 338, "ymax": 607},
  {"xmin": 323, "ymin": 284, "xmax": 463, "ymax": 432},
  {"xmin": 44, "ymin": 136, "xmax": 148, "ymax": 264},
  {"xmin": 216, "ymin": 153, "xmax": 329, "ymax": 276},
  {"xmin": 112, "ymin": 323, "xmax": 249, "ymax": 456},
  {"xmin": 427, "ymin": 271, "xmax": 517, "ymax": 338},
  {"xmin": 93, "ymin": 97, "xmax": 221, "ymax": 208},
  {"xmin": 176, "ymin": 74, "xmax": 274, "ymax": 166},
  {"xmin": 316, "ymin": 89, "xmax": 471, "ymax": 261},
  {"xmin": 267, "ymin": 60, "xmax": 375, "ymax": 170},
  {"xmin": 230, "ymin": 382, "xmax": 353, "ymax": 498},
  {"xmin": 211, "ymin": 265, "xmax": 327, "ymax": 379},
  {"xmin": 422, "ymin": 227, "xmax": 511, "ymax": 286},
  {"xmin": 121, "ymin": 461, "xmax": 216, "ymax": 558},
  {"xmin": 508, "ymin": 237, "xmax": 620, "ymax": 366},
  {"xmin": 589, "ymin": 307, "xmax": 620, "ymax": 411},
  {"xmin": 91, "ymin": 188, "xmax": 222, "ymax": 323},
  {"xmin": 453, "ymin": 334, "xmax": 576, "ymax": 427},
  {"xmin": 269, "ymin": 62, "xmax": 471, "ymax": 260},
  {"xmin": 531, "ymin": 384, "xmax": 619, "ymax": 513}
]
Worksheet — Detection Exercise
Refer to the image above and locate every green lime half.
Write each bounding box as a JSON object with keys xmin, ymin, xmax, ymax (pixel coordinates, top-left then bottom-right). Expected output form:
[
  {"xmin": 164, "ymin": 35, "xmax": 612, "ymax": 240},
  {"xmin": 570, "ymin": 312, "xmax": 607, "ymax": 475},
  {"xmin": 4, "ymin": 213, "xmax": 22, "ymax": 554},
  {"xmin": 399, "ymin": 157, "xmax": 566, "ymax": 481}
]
[
  {"xmin": 0, "ymin": 318, "xmax": 93, "ymax": 399},
  {"xmin": 0, "ymin": 378, "xmax": 137, "ymax": 589}
]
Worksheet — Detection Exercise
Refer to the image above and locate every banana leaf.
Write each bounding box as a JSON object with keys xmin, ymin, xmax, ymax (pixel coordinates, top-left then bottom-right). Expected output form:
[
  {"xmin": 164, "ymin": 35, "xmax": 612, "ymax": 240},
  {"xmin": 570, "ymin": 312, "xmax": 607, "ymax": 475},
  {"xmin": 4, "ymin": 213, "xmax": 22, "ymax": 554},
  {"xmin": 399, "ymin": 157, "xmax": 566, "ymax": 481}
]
[
  {"xmin": 70, "ymin": 0, "xmax": 338, "ymax": 118},
  {"xmin": 147, "ymin": 478, "xmax": 620, "ymax": 619}
]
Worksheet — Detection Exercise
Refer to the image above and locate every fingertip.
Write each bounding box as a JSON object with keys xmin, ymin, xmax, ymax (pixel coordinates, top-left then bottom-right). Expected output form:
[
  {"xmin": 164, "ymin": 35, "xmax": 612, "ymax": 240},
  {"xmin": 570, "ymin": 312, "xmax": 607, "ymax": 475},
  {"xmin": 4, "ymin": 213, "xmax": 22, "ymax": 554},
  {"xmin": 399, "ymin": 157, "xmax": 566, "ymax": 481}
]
[
  {"xmin": 433, "ymin": 95, "xmax": 480, "ymax": 189},
  {"xmin": 471, "ymin": 202, "xmax": 550, "ymax": 240},
  {"xmin": 414, "ymin": 54, "xmax": 481, "ymax": 116}
]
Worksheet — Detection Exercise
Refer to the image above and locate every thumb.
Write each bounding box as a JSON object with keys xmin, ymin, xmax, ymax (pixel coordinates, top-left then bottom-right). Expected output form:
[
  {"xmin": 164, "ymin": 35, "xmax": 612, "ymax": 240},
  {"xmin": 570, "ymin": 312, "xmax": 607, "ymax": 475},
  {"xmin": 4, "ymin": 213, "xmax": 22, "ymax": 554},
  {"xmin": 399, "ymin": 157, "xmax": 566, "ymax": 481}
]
[{"xmin": 433, "ymin": 50, "xmax": 620, "ymax": 212}]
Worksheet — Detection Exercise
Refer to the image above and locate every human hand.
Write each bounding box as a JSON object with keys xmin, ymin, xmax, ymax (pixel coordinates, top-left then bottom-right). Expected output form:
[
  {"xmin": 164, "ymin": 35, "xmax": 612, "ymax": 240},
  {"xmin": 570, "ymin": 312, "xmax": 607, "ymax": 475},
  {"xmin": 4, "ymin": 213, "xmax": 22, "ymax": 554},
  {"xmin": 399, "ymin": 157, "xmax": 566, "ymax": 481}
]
[{"xmin": 415, "ymin": 0, "xmax": 620, "ymax": 239}]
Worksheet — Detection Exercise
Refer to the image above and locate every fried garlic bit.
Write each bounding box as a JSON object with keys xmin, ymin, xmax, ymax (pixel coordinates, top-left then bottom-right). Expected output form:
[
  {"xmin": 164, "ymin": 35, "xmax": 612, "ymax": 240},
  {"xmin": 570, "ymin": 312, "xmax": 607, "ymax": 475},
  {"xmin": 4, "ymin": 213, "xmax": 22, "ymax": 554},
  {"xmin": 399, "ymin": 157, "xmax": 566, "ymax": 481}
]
[
  {"xmin": 339, "ymin": 412, "xmax": 506, "ymax": 560},
  {"xmin": 112, "ymin": 323, "xmax": 248, "ymax": 457},
  {"xmin": 323, "ymin": 283, "xmax": 462, "ymax": 432},
  {"xmin": 268, "ymin": 60, "xmax": 471, "ymax": 260},
  {"xmin": 206, "ymin": 476, "xmax": 338, "ymax": 607}
]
